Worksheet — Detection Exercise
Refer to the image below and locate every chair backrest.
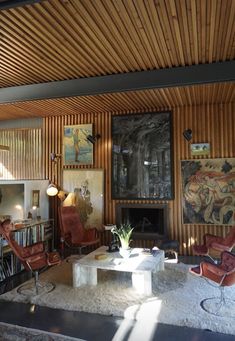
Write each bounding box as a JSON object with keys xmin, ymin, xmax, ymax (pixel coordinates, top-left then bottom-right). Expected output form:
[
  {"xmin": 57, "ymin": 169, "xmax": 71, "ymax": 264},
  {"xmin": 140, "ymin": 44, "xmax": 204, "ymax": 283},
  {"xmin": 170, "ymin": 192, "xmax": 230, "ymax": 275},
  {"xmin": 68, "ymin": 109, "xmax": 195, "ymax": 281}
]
[
  {"xmin": 223, "ymin": 227, "xmax": 235, "ymax": 249},
  {"xmin": 58, "ymin": 206, "xmax": 85, "ymax": 244},
  {"xmin": 220, "ymin": 251, "xmax": 235, "ymax": 286},
  {"xmin": 0, "ymin": 219, "xmax": 27, "ymax": 266}
]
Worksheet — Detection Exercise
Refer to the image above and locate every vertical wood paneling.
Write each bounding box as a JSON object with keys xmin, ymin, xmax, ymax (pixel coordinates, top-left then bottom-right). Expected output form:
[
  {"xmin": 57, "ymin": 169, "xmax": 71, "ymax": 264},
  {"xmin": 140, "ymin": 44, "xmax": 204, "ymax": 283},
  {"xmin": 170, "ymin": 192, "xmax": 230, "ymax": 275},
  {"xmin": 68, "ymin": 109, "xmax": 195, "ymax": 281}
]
[
  {"xmin": 1, "ymin": 102, "xmax": 231, "ymax": 254},
  {"xmin": 0, "ymin": 128, "xmax": 42, "ymax": 180}
]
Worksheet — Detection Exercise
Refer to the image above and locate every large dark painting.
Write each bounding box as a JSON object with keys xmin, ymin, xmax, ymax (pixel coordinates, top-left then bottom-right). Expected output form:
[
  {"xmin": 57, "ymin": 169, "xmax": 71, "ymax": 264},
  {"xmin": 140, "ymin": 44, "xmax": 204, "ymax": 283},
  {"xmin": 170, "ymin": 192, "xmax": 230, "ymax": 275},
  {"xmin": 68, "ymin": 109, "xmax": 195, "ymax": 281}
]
[
  {"xmin": 181, "ymin": 158, "xmax": 235, "ymax": 225},
  {"xmin": 112, "ymin": 112, "xmax": 173, "ymax": 200}
]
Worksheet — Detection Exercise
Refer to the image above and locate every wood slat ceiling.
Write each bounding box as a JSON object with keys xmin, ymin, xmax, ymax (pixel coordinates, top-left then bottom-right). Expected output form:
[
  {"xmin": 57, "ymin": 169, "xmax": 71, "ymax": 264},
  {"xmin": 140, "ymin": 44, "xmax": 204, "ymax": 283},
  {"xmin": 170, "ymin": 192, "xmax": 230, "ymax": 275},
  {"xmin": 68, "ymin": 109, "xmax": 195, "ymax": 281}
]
[
  {"xmin": 0, "ymin": 0, "xmax": 234, "ymax": 120},
  {"xmin": 0, "ymin": 82, "xmax": 234, "ymax": 121}
]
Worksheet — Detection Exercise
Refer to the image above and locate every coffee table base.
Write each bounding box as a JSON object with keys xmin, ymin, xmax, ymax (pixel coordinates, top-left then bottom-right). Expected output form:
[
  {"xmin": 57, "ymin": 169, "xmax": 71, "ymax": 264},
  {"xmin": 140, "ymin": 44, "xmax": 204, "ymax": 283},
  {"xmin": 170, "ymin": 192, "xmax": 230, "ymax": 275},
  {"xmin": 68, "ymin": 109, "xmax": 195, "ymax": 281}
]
[{"xmin": 73, "ymin": 264, "xmax": 153, "ymax": 295}]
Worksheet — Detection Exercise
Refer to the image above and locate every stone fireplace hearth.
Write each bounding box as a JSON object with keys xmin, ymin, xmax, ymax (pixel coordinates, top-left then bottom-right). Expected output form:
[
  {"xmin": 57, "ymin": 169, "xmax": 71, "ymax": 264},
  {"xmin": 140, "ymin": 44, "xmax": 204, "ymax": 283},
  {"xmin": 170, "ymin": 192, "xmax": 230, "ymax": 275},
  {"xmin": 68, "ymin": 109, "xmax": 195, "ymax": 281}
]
[{"xmin": 116, "ymin": 203, "xmax": 168, "ymax": 240}]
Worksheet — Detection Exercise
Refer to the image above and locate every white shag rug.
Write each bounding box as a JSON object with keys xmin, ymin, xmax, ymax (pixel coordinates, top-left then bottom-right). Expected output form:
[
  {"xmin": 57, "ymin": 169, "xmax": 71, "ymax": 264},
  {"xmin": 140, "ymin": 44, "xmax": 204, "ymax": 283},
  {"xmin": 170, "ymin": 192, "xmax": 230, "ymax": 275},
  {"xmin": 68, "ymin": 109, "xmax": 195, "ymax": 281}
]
[{"xmin": 0, "ymin": 260, "xmax": 234, "ymax": 336}]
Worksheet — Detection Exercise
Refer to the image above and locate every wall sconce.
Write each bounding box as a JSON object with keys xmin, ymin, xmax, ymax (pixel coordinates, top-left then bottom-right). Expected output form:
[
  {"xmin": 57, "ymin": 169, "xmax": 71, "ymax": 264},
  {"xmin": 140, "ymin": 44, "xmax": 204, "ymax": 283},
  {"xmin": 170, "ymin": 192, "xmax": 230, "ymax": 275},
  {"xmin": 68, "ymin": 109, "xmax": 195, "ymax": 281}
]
[
  {"xmin": 86, "ymin": 134, "xmax": 101, "ymax": 144},
  {"xmin": 183, "ymin": 129, "xmax": 192, "ymax": 141},
  {"xmin": 46, "ymin": 153, "xmax": 61, "ymax": 196}
]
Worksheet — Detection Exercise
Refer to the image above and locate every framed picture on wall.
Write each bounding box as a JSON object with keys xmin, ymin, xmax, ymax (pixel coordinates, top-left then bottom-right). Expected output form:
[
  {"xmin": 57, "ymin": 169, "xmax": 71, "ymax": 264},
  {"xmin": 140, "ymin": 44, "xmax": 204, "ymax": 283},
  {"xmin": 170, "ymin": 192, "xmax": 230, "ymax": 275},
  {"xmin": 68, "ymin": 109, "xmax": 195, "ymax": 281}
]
[
  {"xmin": 63, "ymin": 124, "xmax": 93, "ymax": 166},
  {"xmin": 32, "ymin": 190, "xmax": 40, "ymax": 207},
  {"xmin": 181, "ymin": 158, "xmax": 235, "ymax": 225},
  {"xmin": 111, "ymin": 111, "xmax": 174, "ymax": 200},
  {"xmin": 63, "ymin": 169, "xmax": 104, "ymax": 230},
  {"xmin": 191, "ymin": 143, "xmax": 210, "ymax": 156}
]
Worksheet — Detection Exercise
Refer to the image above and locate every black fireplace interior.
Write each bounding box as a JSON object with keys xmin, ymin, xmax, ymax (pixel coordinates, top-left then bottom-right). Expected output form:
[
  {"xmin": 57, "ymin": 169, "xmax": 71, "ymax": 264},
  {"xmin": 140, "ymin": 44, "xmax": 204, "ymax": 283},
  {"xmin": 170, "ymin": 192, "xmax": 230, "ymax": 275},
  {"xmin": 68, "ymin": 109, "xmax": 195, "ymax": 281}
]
[{"xmin": 116, "ymin": 204, "xmax": 168, "ymax": 240}]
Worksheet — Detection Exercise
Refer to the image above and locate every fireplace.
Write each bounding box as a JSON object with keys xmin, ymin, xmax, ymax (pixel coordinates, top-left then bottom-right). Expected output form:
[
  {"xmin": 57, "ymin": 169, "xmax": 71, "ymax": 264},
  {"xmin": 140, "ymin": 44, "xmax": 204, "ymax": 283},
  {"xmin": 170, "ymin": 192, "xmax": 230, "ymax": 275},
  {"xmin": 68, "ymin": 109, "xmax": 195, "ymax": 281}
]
[{"xmin": 116, "ymin": 203, "xmax": 168, "ymax": 240}]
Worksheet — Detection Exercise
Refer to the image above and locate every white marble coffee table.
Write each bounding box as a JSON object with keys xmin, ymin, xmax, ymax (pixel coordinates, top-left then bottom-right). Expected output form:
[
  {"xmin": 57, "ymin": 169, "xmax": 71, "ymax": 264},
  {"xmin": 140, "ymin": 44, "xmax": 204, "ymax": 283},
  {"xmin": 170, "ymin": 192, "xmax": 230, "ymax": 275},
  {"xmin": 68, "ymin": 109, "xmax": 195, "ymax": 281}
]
[{"xmin": 72, "ymin": 246, "xmax": 164, "ymax": 295}]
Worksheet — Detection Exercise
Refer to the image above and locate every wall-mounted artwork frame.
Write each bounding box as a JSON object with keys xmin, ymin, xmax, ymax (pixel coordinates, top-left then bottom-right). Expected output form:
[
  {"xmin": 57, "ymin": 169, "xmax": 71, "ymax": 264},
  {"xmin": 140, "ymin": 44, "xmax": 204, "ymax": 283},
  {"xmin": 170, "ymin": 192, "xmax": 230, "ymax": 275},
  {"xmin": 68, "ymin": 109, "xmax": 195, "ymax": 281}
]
[
  {"xmin": 32, "ymin": 190, "xmax": 40, "ymax": 207},
  {"xmin": 63, "ymin": 124, "xmax": 93, "ymax": 166},
  {"xmin": 63, "ymin": 169, "xmax": 104, "ymax": 230},
  {"xmin": 181, "ymin": 158, "xmax": 235, "ymax": 225},
  {"xmin": 191, "ymin": 143, "xmax": 210, "ymax": 156},
  {"xmin": 112, "ymin": 111, "xmax": 174, "ymax": 200}
]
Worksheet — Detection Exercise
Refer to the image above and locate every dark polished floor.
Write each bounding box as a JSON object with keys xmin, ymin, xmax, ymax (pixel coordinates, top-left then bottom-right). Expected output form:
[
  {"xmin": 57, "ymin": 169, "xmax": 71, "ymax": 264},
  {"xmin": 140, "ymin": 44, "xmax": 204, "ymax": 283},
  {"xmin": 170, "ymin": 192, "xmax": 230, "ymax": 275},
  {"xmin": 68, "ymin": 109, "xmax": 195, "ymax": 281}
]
[{"xmin": 0, "ymin": 256, "xmax": 233, "ymax": 341}]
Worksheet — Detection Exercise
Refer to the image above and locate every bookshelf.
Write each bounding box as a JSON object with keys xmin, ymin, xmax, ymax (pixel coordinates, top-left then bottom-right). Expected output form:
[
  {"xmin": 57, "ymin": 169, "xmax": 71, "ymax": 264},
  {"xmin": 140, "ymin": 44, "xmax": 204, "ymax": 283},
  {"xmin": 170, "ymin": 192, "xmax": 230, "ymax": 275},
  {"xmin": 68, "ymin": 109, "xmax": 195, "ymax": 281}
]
[{"xmin": 0, "ymin": 219, "xmax": 54, "ymax": 282}]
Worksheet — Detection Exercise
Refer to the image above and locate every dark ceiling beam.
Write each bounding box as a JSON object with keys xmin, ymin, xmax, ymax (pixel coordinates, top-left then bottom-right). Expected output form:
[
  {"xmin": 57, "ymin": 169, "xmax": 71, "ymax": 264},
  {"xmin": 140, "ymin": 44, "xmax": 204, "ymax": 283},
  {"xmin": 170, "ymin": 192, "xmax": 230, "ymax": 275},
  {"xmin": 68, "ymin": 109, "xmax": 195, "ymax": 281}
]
[
  {"xmin": 0, "ymin": 61, "xmax": 234, "ymax": 104},
  {"xmin": 0, "ymin": 0, "xmax": 41, "ymax": 10}
]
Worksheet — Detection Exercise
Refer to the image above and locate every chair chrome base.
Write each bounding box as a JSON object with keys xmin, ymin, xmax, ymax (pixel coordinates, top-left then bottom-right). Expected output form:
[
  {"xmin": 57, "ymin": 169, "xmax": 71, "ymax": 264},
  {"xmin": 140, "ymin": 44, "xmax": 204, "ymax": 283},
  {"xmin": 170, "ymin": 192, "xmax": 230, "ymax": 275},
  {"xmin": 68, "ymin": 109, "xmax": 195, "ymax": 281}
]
[
  {"xmin": 200, "ymin": 296, "xmax": 235, "ymax": 317},
  {"xmin": 17, "ymin": 281, "xmax": 55, "ymax": 296}
]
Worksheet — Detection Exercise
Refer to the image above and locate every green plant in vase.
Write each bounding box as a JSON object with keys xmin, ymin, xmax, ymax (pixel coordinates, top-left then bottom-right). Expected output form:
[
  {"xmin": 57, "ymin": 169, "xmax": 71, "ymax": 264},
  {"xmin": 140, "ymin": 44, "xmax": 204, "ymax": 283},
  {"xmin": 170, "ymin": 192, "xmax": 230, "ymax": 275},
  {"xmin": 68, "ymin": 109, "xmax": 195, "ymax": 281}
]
[{"xmin": 111, "ymin": 224, "xmax": 134, "ymax": 258}]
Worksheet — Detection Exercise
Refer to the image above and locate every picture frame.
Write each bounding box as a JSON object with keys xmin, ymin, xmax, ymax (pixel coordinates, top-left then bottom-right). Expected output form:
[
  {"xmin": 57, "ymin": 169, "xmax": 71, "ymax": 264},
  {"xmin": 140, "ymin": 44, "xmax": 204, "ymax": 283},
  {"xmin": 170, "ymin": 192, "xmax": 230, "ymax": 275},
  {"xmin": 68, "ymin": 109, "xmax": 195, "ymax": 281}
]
[
  {"xmin": 63, "ymin": 124, "xmax": 93, "ymax": 166},
  {"xmin": 181, "ymin": 158, "xmax": 235, "ymax": 225},
  {"xmin": 63, "ymin": 169, "xmax": 104, "ymax": 230},
  {"xmin": 191, "ymin": 143, "xmax": 210, "ymax": 156},
  {"xmin": 111, "ymin": 111, "xmax": 174, "ymax": 200},
  {"xmin": 32, "ymin": 190, "xmax": 40, "ymax": 207}
]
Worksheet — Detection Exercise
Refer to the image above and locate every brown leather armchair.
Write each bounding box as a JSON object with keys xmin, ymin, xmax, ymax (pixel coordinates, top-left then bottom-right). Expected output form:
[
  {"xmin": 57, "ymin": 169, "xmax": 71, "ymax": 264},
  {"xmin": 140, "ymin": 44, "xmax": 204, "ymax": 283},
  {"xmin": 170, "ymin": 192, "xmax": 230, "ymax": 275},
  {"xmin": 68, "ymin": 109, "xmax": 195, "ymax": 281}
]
[
  {"xmin": 193, "ymin": 227, "xmax": 235, "ymax": 261},
  {"xmin": 190, "ymin": 251, "xmax": 235, "ymax": 316},
  {"xmin": 58, "ymin": 206, "xmax": 100, "ymax": 256},
  {"xmin": 0, "ymin": 219, "xmax": 61, "ymax": 296}
]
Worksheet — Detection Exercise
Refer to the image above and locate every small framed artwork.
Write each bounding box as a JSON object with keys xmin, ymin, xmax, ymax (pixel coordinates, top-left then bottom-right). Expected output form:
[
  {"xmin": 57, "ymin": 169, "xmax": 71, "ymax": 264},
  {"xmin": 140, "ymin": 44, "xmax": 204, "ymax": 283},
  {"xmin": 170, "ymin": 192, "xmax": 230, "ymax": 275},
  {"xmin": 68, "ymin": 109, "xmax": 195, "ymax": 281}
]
[
  {"xmin": 63, "ymin": 124, "xmax": 93, "ymax": 166},
  {"xmin": 32, "ymin": 190, "xmax": 40, "ymax": 207},
  {"xmin": 191, "ymin": 143, "xmax": 210, "ymax": 156},
  {"xmin": 63, "ymin": 169, "xmax": 104, "ymax": 230}
]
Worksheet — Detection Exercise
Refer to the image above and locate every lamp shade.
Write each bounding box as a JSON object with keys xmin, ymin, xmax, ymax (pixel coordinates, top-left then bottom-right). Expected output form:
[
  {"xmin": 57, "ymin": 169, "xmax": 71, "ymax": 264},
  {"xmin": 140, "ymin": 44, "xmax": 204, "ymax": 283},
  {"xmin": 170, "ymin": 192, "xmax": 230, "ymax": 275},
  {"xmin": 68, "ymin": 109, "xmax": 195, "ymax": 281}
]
[{"xmin": 46, "ymin": 183, "xmax": 58, "ymax": 196}]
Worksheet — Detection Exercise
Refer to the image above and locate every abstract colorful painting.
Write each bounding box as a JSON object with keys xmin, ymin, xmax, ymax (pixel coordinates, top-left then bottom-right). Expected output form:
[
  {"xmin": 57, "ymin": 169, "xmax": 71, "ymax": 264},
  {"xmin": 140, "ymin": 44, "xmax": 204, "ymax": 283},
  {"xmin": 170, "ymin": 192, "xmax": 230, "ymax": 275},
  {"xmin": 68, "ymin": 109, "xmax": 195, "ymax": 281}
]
[
  {"xmin": 181, "ymin": 158, "xmax": 235, "ymax": 225},
  {"xmin": 63, "ymin": 124, "xmax": 93, "ymax": 165}
]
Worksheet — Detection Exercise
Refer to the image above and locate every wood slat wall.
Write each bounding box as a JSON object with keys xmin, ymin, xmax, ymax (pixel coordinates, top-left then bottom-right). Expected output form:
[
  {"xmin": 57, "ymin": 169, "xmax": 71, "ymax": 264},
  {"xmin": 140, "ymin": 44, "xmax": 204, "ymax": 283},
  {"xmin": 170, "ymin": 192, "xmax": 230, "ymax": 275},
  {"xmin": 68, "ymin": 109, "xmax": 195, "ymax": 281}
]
[
  {"xmin": 0, "ymin": 128, "xmax": 43, "ymax": 179},
  {"xmin": 44, "ymin": 102, "xmax": 235, "ymax": 255}
]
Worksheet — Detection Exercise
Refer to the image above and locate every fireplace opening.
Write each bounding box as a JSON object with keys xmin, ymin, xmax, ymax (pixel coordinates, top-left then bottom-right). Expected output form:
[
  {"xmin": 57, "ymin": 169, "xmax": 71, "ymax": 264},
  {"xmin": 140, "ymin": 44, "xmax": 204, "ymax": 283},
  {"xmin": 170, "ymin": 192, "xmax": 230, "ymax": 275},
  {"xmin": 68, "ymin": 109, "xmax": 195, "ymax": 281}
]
[{"xmin": 116, "ymin": 203, "xmax": 168, "ymax": 240}]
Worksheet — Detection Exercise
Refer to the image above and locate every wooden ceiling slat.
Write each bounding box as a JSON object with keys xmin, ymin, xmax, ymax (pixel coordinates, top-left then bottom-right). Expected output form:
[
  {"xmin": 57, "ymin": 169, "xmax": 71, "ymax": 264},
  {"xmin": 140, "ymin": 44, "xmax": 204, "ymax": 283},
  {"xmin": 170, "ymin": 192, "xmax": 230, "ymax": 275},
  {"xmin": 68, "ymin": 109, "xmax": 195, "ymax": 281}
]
[
  {"xmin": 156, "ymin": 0, "xmax": 180, "ymax": 66},
  {"xmin": 176, "ymin": 0, "xmax": 192, "ymax": 65},
  {"xmin": 0, "ymin": 27, "xmax": 74, "ymax": 80},
  {"xmin": 208, "ymin": 0, "xmax": 217, "ymax": 63},
  {"xmin": 222, "ymin": 0, "xmax": 235, "ymax": 60},
  {"xmin": 0, "ymin": 41, "xmax": 62, "ymax": 82},
  {"xmin": 113, "ymin": 0, "xmax": 151, "ymax": 69},
  {"xmin": 72, "ymin": 0, "xmax": 129, "ymax": 73},
  {"xmin": 168, "ymin": 0, "xmax": 185, "ymax": 66},
  {"xmin": 87, "ymin": 0, "xmax": 138, "ymax": 71},
  {"xmin": 0, "ymin": 13, "xmax": 77, "ymax": 79},
  {"xmin": 39, "ymin": 1, "xmax": 108, "ymax": 75},
  {"xmin": 147, "ymin": 0, "xmax": 173, "ymax": 67},
  {"xmin": 132, "ymin": 0, "xmax": 162, "ymax": 68},
  {"xmin": 0, "ymin": 0, "xmax": 234, "ymax": 116},
  {"xmin": 0, "ymin": 82, "xmax": 233, "ymax": 121},
  {"xmin": 0, "ymin": 0, "xmax": 234, "ymax": 88},
  {"xmin": 124, "ymin": 0, "xmax": 158, "ymax": 68},
  {"xmin": 200, "ymin": 0, "xmax": 207, "ymax": 63},
  {"xmin": 190, "ymin": 0, "xmax": 199, "ymax": 64},
  {"xmin": 8, "ymin": 6, "xmax": 88, "ymax": 77}
]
